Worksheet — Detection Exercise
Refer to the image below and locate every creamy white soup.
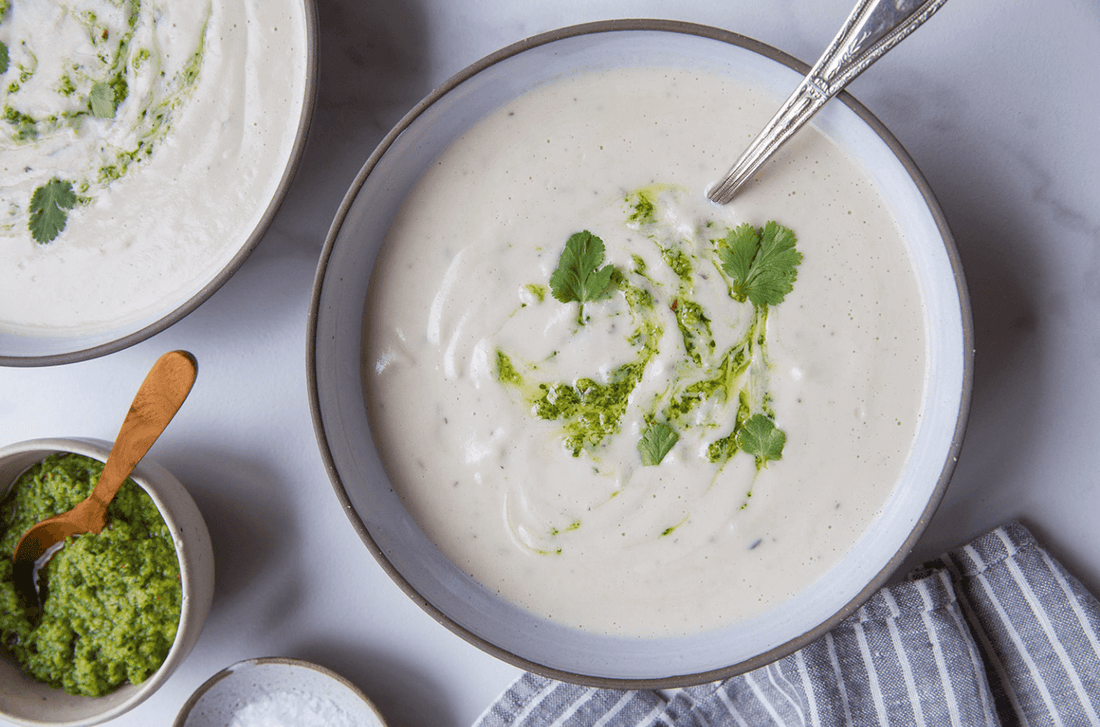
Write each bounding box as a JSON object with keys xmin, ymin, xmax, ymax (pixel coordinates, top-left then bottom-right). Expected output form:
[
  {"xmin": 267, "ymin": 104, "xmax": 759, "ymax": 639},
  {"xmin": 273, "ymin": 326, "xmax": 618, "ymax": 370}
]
[
  {"xmin": 364, "ymin": 67, "xmax": 926, "ymax": 636},
  {"xmin": 0, "ymin": 0, "xmax": 307, "ymax": 334}
]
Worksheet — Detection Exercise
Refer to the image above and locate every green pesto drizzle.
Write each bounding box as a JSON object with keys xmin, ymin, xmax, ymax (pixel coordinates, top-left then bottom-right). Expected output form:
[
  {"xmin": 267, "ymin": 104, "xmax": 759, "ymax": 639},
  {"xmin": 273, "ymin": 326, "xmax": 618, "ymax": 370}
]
[
  {"xmin": 497, "ymin": 189, "xmax": 798, "ymax": 473},
  {"xmin": 1, "ymin": 0, "xmax": 212, "ymax": 242},
  {"xmin": 494, "ymin": 188, "xmax": 801, "ymax": 547}
]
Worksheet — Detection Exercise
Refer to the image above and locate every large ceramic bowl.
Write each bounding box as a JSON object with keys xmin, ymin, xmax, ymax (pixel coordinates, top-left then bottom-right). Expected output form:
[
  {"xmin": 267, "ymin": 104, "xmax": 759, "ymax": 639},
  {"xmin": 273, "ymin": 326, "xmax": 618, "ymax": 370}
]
[
  {"xmin": 0, "ymin": 438, "xmax": 215, "ymax": 725},
  {"xmin": 308, "ymin": 20, "xmax": 972, "ymax": 686},
  {"xmin": 0, "ymin": 0, "xmax": 318, "ymax": 367}
]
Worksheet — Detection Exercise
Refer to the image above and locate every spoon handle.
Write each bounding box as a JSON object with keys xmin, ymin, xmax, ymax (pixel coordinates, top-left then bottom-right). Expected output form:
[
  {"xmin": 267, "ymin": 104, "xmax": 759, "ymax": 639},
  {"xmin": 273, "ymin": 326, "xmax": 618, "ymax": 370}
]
[
  {"xmin": 707, "ymin": 0, "xmax": 949, "ymax": 205},
  {"xmin": 85, "ymin": 350, "xmax": 198, "ymax": 527}
]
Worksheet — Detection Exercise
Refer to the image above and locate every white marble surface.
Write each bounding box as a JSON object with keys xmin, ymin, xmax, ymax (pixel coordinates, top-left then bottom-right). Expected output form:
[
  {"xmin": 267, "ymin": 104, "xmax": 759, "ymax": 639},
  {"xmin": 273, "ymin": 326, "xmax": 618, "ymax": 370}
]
[{"xmin": 2, "ymin": 0, "xmax": 1099, "ymax": 725}]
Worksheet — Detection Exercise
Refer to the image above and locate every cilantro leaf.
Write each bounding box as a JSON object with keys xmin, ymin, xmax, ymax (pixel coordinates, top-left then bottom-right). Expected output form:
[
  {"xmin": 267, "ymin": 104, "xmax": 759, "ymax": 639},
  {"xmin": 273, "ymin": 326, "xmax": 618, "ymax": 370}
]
[
  {"xmin": 717, "ymin": 223, "xmax": 758, "ymax": 288},
  {"xmin": 89, "ymin": 81, "xmax": 118, "ymax": 118},
  {"xmin": 638, "ymin": 422, "xmax": 679, "ymax": 466},
  {"xmin": 549, "ymin": 230, "xmax": 615, "ymax": 324},
  {"xmin": 718, "ymin": 221, "xmax": 801, "ymax": 306},
  {"xmin": 1, "ymin": 41, "xmax": 9, "ymax": 76},
  {"xmin": 736, "ymin": 414, "xmax": 786, "ymax": 469},
  {"xmin": 28, "ymin": 178, "xmax": 79, "ymax": 244}
]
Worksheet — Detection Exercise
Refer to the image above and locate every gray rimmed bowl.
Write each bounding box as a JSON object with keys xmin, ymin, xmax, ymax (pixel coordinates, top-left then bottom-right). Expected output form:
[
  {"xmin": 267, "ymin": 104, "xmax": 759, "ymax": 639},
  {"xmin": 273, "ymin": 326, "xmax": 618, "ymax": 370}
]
[
  {"xmin": 308, "ymin": 20, "xmax": 973, "ymax": 687},
  {"xmin": 0, "ymin": 437, "xmax": 215, "ymax": 726},
  {"xmin": 0, "ymin": 0, "xmax": 318, "ymax": 368}
]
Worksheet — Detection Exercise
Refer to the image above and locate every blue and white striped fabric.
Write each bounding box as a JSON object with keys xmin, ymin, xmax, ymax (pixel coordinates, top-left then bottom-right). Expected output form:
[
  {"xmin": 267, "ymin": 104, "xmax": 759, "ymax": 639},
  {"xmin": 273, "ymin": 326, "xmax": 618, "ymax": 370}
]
[{"xmin": 474, "ymin": 522, "xmax": 1100, "ymax": 727}]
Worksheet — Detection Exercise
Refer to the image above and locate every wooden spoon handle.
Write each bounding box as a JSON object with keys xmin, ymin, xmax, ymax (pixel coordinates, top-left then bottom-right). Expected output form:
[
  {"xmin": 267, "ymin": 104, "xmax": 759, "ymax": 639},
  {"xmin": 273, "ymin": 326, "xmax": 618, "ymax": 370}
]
[{"xmin": 86, "ymin": 350, "xmax": 198, "ymax": 528}]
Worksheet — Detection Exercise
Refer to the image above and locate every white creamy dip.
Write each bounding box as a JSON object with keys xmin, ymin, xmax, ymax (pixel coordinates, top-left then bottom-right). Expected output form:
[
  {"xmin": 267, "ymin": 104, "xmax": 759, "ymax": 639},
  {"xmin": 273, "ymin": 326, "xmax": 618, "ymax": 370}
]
[
  {"xmin": 364, "ymin": 68, "xmax": 927, "ymax": 636},
  {"xmin": 0, "ymin": 0, "xmax": 307, "ymax": 334}
]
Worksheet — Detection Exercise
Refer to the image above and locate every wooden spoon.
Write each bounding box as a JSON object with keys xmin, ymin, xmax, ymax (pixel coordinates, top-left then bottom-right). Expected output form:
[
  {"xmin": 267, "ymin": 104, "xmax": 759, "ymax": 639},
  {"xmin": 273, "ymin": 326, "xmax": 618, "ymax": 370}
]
[{"xmin": 11, "ymin": 350, "xmax": 198, "ymax": 610}]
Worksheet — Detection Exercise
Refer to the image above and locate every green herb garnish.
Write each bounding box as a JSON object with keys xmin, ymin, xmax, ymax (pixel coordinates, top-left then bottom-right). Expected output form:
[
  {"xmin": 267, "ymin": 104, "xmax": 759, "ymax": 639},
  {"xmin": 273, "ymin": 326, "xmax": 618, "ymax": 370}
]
[
  {"xmin": 497, "ymin": 192, "xmax": 801, "ymax": 536},
  {"xmin": 6, "ymin": 0, "xmax": 210, "ymax": 242},
  {"xmin": 88, "ymin": 81, "xmax": 117, "ymax": 118},
  {"xmin": 549, "ymin": 230, "xmax": 616, "ymax": 325},
  {"xmin": 638, "ymin": 423, "xmax": 679, "ymax": 466},
  {"xmin": 737, "ymin": 413, "xmax": 786, "ymax": 469},
  {"xmin": 28, "ymin": 178, "xmax": 78, "ymax": 244},
  {"xmin": 718, "ymin": 221, "xmax": 801, "ymax": 306}
]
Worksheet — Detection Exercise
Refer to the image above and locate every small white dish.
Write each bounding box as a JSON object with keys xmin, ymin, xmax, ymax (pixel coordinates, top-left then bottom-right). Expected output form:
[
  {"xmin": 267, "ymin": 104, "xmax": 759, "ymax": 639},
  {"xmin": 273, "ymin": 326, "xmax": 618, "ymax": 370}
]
[{"xmin": 174, "ymin": 658, "xmax": 387, "ymax": 727}]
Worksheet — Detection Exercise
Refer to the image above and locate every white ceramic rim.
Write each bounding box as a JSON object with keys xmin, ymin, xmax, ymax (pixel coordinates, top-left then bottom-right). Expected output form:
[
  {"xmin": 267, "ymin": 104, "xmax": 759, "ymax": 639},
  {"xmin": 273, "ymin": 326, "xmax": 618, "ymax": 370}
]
[
  {"xmin": 0, "ymin": 437, "xmax": 213, "ymax": 726},
  {"xmin": 0, "ymin": 0, "xmax": 319, "ymax": 368},
  {"xmin": 172, "ymin": 657, "xmax": 388, "ymax": 727},
  {"xmin": 307, "ymin": 19, "xmax": 974, "ymax": 687}
]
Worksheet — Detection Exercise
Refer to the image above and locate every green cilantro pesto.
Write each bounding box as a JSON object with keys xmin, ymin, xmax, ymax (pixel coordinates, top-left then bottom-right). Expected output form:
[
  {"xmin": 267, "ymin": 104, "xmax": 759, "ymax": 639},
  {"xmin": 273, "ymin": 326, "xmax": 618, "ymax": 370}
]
[
  {"xmin": 495, "ymin": 349, "xmax": 523, "ymax": 387},
  {"xmin": 0, "ymin": 453, "xmax": 182, "ymax": 697},
  {"xmin": 662, "ymin": 247, "xmax": 693, "ymax": 282},
  {"xmin": 534, "ymin": 366, "xmax": 645, "ymax": 456},
  {"xmin": 524, "ymin": 283, "xmax": 546, "ymax": 303},
  {"xmin": 497, "ymin": 271, "xmax": 662, "ymax": 457},
  {"xmin": 626, "ymin": 186, "xmax": 658, "ymax": 225}
]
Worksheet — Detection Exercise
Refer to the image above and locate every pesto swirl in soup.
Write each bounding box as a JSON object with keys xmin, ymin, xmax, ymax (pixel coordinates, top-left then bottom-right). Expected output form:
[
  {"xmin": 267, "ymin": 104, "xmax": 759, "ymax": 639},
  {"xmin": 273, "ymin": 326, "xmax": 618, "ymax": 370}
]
[
  {"xmin": 0, "ymin": 0, "xmax": 308, "ymax": 334},
  {"xmin": 364, "ymin": 67, "xmax": 927, "ymax": 636}
]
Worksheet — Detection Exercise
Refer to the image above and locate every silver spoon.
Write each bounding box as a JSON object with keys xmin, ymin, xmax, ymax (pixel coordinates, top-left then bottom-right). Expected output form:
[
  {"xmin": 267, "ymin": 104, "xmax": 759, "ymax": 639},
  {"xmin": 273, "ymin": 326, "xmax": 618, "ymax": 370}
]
[{"xmin": 707, "ymin": 0, "xmax": 950, "ymax": 205}]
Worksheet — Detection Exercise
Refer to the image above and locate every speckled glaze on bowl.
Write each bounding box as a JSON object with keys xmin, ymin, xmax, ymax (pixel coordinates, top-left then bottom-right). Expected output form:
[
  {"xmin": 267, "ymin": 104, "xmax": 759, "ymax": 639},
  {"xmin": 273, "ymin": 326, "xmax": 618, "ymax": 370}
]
[
  {"xmin": 0, "ymin": 0, "xmax": 318, "ymax": 368},
  {"xmin": 308, "ymin": 20, "xmax": 973, "ymax": 687},
  {"xmin": 0, "ymin": 438, "xmax": 215, "ymax": 726},
  {"xmin": 173, "ymin": 657, "xmax": 387, "ymax": 727}
]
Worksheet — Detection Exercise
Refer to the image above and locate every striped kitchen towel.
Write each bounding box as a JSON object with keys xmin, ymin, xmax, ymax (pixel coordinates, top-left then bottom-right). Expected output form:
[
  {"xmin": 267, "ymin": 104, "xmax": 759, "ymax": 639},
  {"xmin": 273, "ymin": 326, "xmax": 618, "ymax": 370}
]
[{"xmin": 474, "ymin": 521, "xmax": 1100, "ymax": 726}]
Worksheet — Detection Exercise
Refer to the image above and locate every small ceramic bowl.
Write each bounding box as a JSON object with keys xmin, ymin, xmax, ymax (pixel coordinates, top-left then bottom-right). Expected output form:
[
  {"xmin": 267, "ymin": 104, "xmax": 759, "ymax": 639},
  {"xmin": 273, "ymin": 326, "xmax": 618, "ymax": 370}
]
[
  {"xmin": 173, "ymin": 657, "xmax": 387, "ymax": 727},
  {"xmin": 0, "ymin": 437, "xmax": 215, "ymax": 726}
]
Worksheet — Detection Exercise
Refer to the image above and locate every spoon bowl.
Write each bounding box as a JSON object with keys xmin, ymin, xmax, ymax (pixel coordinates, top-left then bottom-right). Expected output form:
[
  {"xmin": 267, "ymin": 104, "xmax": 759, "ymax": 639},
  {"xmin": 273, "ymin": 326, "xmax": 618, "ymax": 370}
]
[{"xmin": 11, "ymin": 350, "xmax": 198, "ymax": 609}]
